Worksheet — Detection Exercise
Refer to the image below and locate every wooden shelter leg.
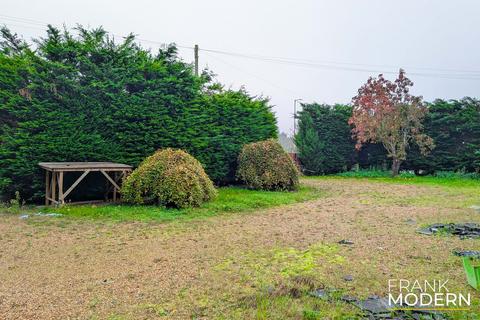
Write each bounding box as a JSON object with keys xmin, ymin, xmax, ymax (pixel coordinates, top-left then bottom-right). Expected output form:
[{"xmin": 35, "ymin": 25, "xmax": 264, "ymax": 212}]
[
  {"xmin": 112, "ymin": 172, "xmax": 117, "ymax": 202},
  {"xmin": 45, "ymin": 170, "xmax": 50, "ymax": 205},
  {"xmin": 51, "ymin": 172, "xmax": 57, "ymax": 204},
  {"xmin": 58, "ymin": 171, "xmax": 64, "ymax": 205},
  {"xmin": 104, "ymin": 173, "xmax": 109, "ymax": 201}
]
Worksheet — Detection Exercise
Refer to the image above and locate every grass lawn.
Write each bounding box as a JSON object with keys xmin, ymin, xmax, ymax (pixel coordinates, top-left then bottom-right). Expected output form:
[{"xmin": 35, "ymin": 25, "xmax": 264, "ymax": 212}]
[
  {"xmin": 308, "ymin": 173, "xmax": 480, "ymax": 210},
  {"xmin": 28, "ymin": 185, "xmax": 321, "ymax": 222},
  {"xmin": 334, "ymin": 170, "xmax": 480, "ymax": 188},
  {"xmin": 0, "ymin": 176, "xmax": 479, "ymax": 319}
]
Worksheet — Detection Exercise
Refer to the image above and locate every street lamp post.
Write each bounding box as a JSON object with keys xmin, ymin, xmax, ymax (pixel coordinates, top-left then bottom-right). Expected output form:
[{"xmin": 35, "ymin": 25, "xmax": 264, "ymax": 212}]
[{"xmin": 293, "ymin": 98, "xmax": 303, "ymax": 136}]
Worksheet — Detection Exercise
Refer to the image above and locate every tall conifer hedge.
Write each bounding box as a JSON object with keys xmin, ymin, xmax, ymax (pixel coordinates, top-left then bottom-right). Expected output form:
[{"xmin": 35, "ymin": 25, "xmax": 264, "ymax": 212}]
[
  {"xmin": 404, "ymin": 98, "xmax": 480, "ymax": 173},
  {"xmin": 0, "ymin": 26, "xmax": 277, "ymax": 201},
  {"xmin": 296, "ymin": 100, "xmax": 480, "ymax": 175}
]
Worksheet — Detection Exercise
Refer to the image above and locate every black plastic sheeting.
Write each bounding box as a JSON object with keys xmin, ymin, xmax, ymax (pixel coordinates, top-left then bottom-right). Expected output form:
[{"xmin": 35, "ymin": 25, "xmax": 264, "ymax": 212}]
[{"xmin": 417, "ymin": 223, "xmax": 480, "ymax": 239}]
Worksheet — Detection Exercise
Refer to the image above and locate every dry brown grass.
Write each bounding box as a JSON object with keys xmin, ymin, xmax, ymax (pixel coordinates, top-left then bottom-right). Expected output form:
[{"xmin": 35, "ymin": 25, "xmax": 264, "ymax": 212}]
[{"xmin": 0, "ymin": 178, "xmax": 478, "ymax": 319}]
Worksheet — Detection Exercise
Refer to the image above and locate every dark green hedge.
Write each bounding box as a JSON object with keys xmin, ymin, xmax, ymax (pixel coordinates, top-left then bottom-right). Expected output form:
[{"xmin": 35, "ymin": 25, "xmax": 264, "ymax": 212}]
[
  {"xmin": 404, "ymin": 98, "xmax": 480, "ymax": 172},
  {"xmin": 177, "ymin": 88, "xmax": 277, "ymax": 185},
  {"xmin": 0, "ymin": 26, "xmax": 276, "ymax": 201},
  {"xmin": 295, "ymin": 100, "xmax": 480, "ymax": 175}
]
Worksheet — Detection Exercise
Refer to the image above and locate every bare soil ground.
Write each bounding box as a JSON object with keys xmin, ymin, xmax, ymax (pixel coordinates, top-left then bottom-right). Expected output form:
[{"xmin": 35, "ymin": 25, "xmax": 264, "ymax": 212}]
[{"xmin": 0, "ymin": 178, "xmax": 478, "ymax": 319}]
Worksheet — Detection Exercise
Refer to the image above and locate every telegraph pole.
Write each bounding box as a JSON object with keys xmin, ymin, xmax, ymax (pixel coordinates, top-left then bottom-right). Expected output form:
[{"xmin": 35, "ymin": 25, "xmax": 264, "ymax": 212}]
[
  {"xmin": 194, "ymin": 44, "xmax": 199, "ymax": 76},
  {"xmin": 293, "ymin": 98, "xmax": 303, "ymax": 136}
]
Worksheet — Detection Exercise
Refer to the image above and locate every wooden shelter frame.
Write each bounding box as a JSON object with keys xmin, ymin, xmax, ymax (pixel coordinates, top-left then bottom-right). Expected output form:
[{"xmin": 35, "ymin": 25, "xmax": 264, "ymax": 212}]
[{"xmin": 38, "ymin": 162, "xmax": 132, "ymax": 205}]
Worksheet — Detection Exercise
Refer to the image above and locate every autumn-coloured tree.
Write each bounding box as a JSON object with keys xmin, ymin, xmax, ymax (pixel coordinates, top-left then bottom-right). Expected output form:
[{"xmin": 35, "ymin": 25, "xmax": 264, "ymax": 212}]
[{"xmin": 349, "ymin": 69, "xmax": 434, "ymax": 176}]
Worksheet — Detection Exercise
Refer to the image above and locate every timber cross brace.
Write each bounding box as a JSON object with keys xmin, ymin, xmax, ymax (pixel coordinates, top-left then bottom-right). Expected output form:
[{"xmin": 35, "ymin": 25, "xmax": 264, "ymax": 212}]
[{"xmin": 39, "ymin": 162, "xmax": 133, "ymax": 205}]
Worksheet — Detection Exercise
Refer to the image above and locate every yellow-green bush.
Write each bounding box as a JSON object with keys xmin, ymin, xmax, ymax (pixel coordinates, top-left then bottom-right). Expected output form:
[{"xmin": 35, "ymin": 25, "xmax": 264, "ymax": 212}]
[
  {"xmin": 121, "ymin": 149, "xmax": 217, "ymax": 208},
  {"xmin": 237, "ymin": 139, "xmax": 299, "ymax": 191}
]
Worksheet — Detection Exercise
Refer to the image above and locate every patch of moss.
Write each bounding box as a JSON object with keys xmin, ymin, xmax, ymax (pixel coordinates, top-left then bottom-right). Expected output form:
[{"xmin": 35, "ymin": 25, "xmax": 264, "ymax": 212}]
[
  {"xmin": 216, "ymin": 243, "xmax": 344, "ymax": 286},
  {"xmin": 210, "ymin": 243, "xmax": 356, "ymax": 319}
]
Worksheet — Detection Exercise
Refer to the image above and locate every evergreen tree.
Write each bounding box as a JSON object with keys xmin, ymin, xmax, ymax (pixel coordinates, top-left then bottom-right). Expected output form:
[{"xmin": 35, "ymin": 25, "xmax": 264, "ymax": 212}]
[
  {"xmin": 295, "ymin": 113, "xmax": 324, "ymax": 174},
  {"xmin": 295, "ymin": 103, "xmax": 354, "ymax": 174}
]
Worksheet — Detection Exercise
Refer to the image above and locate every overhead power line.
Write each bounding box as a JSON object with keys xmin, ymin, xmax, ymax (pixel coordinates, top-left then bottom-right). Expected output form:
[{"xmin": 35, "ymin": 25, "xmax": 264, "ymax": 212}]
[
  {"xmin": 1, "ymin": 13, "xmax": 480, "ymax": 80},
  {"xmin": 199, "ymin": 48, "xmax": 480, "ymax": 80},
  {"xmin": 0, "ymin": 14, "xmax": 47, "ymax": 27},
  {"xmin": 200, "ymin": 47, "xmax": 480, "ymax": 75},
  {"xmin": 204, "ymin": 51, "xmax": 305, "ymax": 97}
]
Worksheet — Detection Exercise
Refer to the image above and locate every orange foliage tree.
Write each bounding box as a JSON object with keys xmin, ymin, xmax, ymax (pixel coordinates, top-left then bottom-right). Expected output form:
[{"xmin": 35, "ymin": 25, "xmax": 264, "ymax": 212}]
[{"xmin": 349, "ymin": 69, "xmax": 434, "ymax": 176}]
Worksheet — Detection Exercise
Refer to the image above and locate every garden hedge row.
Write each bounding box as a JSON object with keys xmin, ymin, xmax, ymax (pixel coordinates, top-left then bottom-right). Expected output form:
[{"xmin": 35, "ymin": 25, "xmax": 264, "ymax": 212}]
[
  {"xmin": 0, "ymin": 26, "xmax": 277, "ymax": 201},
  {"xmin": 296, "ymin": 99, "xmax": 480, "ymax": 175},
  {"xmin": 403, "ymin": 98, "xmax": 480, "ymax": 173}
]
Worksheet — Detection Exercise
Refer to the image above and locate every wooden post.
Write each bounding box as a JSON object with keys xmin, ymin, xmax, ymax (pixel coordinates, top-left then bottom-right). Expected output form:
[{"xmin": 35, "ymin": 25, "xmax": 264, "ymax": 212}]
[
  {"xmin": 45, "ymin": 170, "xmax": 50, "ymax": 205},
  {"xmin": 51, "ymin": 172, "xmax": 57, "ymax": 204},
  {"xmin": 113, "ymin": 172, "xmax": 117, "ymax": 202},
  {"xmin": 104, "ymin": 172, "xmax": 110, "ymax": 201},
  {"xmin": 58, "ymin": 171, "xmax": 64, "ymax": 205},
  {"xmin": 194, "ymin": 44, "xmax": 199, "ymax": 76}
]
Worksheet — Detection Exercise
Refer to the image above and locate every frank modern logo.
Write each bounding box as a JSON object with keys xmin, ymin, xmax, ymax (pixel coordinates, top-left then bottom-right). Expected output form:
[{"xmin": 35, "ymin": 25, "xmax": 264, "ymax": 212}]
[{"xmin": 388, "ymin": 279, "xmax": 471, "ymax": 311}]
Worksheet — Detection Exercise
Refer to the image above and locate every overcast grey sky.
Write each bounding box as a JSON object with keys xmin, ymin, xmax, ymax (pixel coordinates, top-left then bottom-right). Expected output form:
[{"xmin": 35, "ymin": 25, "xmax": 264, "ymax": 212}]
[{"xmin": 2, "ymin": 0, "xmax": 480, "ymax": 134}]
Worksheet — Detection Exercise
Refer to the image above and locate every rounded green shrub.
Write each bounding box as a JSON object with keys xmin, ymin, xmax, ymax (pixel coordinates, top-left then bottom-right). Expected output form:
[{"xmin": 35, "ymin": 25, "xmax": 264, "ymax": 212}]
[
  {"xmin": 237, "ymin": 139, "xmax": 299, "ymax": 191},
  {"xmin": 121, "ymin": 148, "xmax": 217, "ymax": 208}
]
